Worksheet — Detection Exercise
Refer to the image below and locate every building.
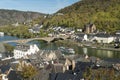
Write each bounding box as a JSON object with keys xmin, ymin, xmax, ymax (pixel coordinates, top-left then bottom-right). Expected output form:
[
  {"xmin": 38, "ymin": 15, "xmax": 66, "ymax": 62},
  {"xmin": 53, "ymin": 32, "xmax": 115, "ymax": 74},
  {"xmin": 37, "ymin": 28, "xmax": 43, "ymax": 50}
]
[
  {"xmin": 7, "ymin": 70, "xmax": 21, "ymax": 80},
  {"xmin": 0, "ymin": 64, "xmax": 11, "ymax": 80},
  {"xmin": 28, "ymin": 27, "xmax": 40, "ymax": 33},
  {"xmin": 83, "ymin": 23, "xmax": 96, "ymax": 34},
  {"xmin": 64, "ymin": 58, "xmax": 75, "ymax": 71},
  {"xmin": 28, "ymin": 25, "xmax": 43, "ymax": 34},
  {"xmin": 94, "ymin": 33, "xmax": 114, "ymax": 43},
  {"xmin": 39, "ymin": 50, "xmax": 63, "ymax": 61},
  {"xmin": 14, "ymin": 44, "xmax": 39, "ymax": 59},
  {"xmin": 0, "ymin": 74, "xmax": 8, "ymax": 80},
  {"xmin": 0, "ymin": 32, "xmax": 4, "ymax": 36},
  {"xmin": 115, "ymin": 30, "xmax": 120, "ymax": 43},
  {"xmin": 49, "ymin": 61, "xmax": 93, "ymax": 80},
  {"xmin": 51, "ymin": 63, "xmax": 64, "ymax": 73},
  {"xmin": 75, "ymin": 33, "xmax": 88, "ymax": 42},
  {"xmin": 0, "ymin": 43, "xmax": 6, "ymax": 60},
  {"xmin": 87, "ymin": 33, "xmax": 96, "ymax": 41}
]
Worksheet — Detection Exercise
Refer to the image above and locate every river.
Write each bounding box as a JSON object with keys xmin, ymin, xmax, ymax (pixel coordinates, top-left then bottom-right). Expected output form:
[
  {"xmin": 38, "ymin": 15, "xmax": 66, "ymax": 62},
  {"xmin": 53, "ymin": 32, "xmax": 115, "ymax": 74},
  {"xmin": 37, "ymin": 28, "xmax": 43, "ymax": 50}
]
[{"xmin": 0, "ymin": 35, "xmax": 120, "ymax": 59}]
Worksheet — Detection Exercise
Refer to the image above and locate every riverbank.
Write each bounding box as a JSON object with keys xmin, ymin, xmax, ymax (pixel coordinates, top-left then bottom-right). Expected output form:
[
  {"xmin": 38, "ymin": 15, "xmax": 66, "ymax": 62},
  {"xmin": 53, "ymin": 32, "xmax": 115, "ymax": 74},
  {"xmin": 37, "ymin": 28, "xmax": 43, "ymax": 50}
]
[
  {"xmin": 83, "ymin": 43, "xmax": 120, "ymax": 52},
  {"xmin": 97, "ymin": 47, "xmax": 120, "ymax": 52},
  {"xmin": 1, "ymin": 35, "xmax": 120, "ymax": 59},
  {"xmin": 55, "ymin": 39, "xmax": 120, "ymax": 52}
]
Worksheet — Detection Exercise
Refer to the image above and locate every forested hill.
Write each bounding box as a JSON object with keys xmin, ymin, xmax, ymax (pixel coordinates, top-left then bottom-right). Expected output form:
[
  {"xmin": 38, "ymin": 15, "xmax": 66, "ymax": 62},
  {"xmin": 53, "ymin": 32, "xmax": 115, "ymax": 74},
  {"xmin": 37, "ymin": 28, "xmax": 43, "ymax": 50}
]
[
  {"xmin": 0, "ymin": 9, "xmax": 45, "ymax": 26},
  {"xmin": 44, "ymin": 0, "xmax": 120, "ymax": 33}
]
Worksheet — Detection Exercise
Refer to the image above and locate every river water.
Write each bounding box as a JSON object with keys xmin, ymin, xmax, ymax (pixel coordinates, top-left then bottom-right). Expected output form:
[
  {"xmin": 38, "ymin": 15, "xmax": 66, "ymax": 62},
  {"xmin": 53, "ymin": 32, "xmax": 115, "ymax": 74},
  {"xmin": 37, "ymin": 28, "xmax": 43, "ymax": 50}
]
[{"xmin": 0, "ymin": 35, "xmax": 120, "ymax": 59}]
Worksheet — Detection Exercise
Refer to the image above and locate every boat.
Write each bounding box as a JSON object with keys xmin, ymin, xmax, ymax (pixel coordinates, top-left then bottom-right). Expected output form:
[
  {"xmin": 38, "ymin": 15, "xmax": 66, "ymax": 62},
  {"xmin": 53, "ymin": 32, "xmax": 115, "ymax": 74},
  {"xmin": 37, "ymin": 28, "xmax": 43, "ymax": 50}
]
[
  {"xmin": 67, "ymin": 48, "xmax": 75, "ymax": 54},
  {"xmin": 91, "ymin": 46, "xmax": 96, "ymax": 48},
  {"xmin": 58, "ymin": 47, "xmax": 75, "ymax": 54},
  {"xmin": 58, "ymin": 47, "xmax": 66, "ymax": 52}
]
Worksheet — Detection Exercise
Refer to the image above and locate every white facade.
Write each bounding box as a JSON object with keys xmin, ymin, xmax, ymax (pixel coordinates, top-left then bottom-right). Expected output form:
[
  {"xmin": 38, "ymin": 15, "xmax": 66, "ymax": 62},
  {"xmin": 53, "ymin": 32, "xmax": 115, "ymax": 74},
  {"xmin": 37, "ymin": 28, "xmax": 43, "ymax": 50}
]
[
  {"xmin": 0, "ymin": 53, "xmax": 2, "ymax": 58},
  {"xmin": 84, "ymin": 34, "xmax": 88, "ymax": 41},
  {"xmin": 14, "ymin": 44, "xmax": 39, "ymax": 59},
  {"xmin": 77, "ymin": 29, "xmax": 82, "ymax": 32},
  {"xmin": 76, "ymin": 34, "xmax": 88, "ymax": 41},
  {"xmin": 0, "ymin": 32, "xmax": 4, "ymax": 36},
  {"xmin": 28, "ymin": 29, "xmax": 39, "ymax": 33},
  {"xmin": 0, "ymin": 74, "xmax": 8, "ymax": 80},
  {"xmin": 95, "ymin": 37, "xmax": 114, "ymax": 43}
]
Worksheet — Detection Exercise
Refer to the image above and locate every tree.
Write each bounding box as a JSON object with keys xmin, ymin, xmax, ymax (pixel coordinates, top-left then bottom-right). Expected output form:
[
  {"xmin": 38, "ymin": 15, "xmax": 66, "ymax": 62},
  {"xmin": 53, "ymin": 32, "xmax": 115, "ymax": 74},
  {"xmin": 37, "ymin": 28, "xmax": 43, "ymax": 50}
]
[
  {"xmin": 17, "ymin": 61, "xmax": 37, "ymax": 80},
  {"xmin": 83, "ymin": 68, "xmax": 120, "ymax": 80},
  {"xmin": 4, "ymin": 43, "xmax": 14, "ymax": 53}
]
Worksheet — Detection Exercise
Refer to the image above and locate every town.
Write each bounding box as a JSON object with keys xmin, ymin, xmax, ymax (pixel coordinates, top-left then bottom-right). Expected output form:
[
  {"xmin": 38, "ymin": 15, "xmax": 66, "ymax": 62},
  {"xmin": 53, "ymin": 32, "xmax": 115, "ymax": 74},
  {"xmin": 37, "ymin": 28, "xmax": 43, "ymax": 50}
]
[
  {"xmin": 0, "ymin": 22, "xmax": 120, "ymax": 80},
  {"xmin": 0, "ymin": 0, "xmax": 120, "ymax": 80}
]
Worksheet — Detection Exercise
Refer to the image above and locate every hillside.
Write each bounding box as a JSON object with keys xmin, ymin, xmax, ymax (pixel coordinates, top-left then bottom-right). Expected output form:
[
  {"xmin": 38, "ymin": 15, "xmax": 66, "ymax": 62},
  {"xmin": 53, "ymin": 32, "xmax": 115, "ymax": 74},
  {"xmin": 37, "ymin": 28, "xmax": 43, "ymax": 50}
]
[
  {"xmin": 0, "ymin": 9, "xmax": 45, "ymax": 26},
  {"xmin": 43, "ymin": 0, "xmax": 120, "ymax": 33}
]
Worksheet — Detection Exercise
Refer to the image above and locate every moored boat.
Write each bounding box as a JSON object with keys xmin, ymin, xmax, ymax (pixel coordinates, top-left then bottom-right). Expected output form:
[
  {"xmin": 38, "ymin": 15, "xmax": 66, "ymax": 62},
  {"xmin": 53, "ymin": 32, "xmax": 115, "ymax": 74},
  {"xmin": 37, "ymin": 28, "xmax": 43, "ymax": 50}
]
[{"xmin": 58, "ymin": 47, "xmax": 75, "ymax": 54}]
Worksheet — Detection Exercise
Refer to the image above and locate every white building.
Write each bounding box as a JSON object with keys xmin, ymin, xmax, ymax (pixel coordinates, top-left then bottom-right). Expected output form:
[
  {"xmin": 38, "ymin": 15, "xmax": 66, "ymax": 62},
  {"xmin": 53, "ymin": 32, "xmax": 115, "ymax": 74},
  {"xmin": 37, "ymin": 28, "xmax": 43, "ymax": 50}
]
[
  {"xmin": 77, "ymin": 29, "xmax": 82, "ymax": 32},
  {"xmin": 0, "ymin": 32, "xmax": 4, "ymax": 36},
  {"xmin": 94, "ymin": 33, "xmax": 114, "ymax": 43},
  {"xmin": 0, "ymin": 43, "xmax": 6, "ymax": 59},
  {"xmin": 75, "ymin": 33, "xmax": 88, "ymax": 42},
  {"xmin": 115, "ymin": 30, "xmax": 120, "ymax": 42},
  {"xmin": 14, "ymin": 44, "xmax": 39, "ymax": 59},
  {"xmin": 0, "ymin": 74, "xmax": 8, "ymax": 80}
]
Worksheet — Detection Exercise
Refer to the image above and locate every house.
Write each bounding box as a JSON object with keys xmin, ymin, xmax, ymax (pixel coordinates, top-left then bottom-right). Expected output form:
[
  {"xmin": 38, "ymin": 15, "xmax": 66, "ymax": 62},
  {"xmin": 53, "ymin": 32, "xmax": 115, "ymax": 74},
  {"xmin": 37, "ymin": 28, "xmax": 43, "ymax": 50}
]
[
  {"xmin": 83, "ymin": 23, "xmax": 96, "ymax": 34},
  {"xmin": 64, "ymin": 58, "xmax": 75, "ymax": 71},
  {"xmin": 113, "ymin": 63, "xmax": 120, "ymax": 71},
  {"xmin": 51, "ymin": 63, "xmax": 64, "ymax": 73},
  {"xmin": 115, "ymin": 30, "xmax": 120, "ymax": 35},
  {"xmin": 87, "ymin": 33, "xmax": 96, "ymax": 41},
  {"xmin": 75, "ymin": 33, "xmax": 88, "ymax": 42},
  {"xmin": 7, "ymin": 70, "xmax": 21, "ymax": 80},
  {"xmin": 94, "ymin": 33, "xmax": 114, "ymax": 43},
  {"xmin": 13, "ymin": 44, "xmax": 39, "ymax": 59},
  {"xmin": 28, "ymin": 24, "xmax": 43, "ymax": 34},
  {"xmin": 65, "ymin": 28, "xmax": 75, "ymax": 35},
  {"xmin": 27, "ymin": 50, "xmax": 63, "ymax": 69},
  {"xmin": 48, "ymin": 33, "xmax": 54, "ymax": 37},
  {"xmin": 52, "ymin": 58, "xmax": 75, "ymax": 73},
  {"xmin": 0, "ymin": 74, "xmax": 8, "ymax": 80},
  {"xmin": 0, "ymin": 32, "xmax": 4, "ymax": 36},
  {"xmin": 12, "ymin": 22, "xmax": 19, "ymax": 27},
  {"xmin": 38, "ymin": 50, "xmax": 63, "ymax": 61},
  {"xmin": 28, "ymin": 27, "xmax": 40, "ymax": 33},
  {"xmin": 114, "ymin": 31, "xmax": 120, "ymax": 48},
  {"xmin": 115, "ymin": 30, "xmax": 120, "ymax": 43},
  {"xmin": 49, "ymin": 62, "xmax": 93, "ymax": 80},
  {"xmin": 77, "ymin": 29, "xmax": 82, "ymax": 32},
  {"xmin": 49, "ymin": 72, "xmax": 75, "ymax": 80},
  {"xmin": 0, "ymin": 43, "xmax": 6, "ymax": 60},
  {"xmin": 48, "ymin": 32, "xmax": 59, "ymax": 37},
  {"xmin": 0, "ymin": 64, "xmax": 11, "ymax": 80}
]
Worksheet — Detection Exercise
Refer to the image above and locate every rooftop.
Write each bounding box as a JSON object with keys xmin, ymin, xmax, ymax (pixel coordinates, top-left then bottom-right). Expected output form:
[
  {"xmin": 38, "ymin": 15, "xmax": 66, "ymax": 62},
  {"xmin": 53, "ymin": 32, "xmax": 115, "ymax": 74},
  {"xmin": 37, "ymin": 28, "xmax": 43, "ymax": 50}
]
[
  {"xmin": 0, "ymin": 64, "xmax": 11, "ymax": 74},
  {"xmin": 76, "ymin": 33, "xmax": 86, "ymax": 37},
  {"xmin": 15, "ymin": 44, "xmax": 30, "ymax": 51},
  {"xmin": 95, "ymin": 33, "xmax": 112, "ymax": 38}
]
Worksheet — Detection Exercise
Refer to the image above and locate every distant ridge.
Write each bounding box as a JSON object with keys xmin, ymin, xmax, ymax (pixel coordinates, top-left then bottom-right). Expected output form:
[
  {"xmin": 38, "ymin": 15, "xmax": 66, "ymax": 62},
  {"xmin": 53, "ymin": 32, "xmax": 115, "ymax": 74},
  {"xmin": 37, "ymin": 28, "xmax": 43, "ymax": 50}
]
[{"xmin": 0, "ymin": 9, "xmax": 45, "ymax": 26}]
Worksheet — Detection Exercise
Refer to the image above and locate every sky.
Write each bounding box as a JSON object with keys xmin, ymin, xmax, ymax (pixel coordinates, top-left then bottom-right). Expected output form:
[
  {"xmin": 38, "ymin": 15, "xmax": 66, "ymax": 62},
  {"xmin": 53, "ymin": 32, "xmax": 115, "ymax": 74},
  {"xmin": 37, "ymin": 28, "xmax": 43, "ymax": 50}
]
[{"xmin": 0, "ymin": 0, "xmax": 79, "ymax": 14}]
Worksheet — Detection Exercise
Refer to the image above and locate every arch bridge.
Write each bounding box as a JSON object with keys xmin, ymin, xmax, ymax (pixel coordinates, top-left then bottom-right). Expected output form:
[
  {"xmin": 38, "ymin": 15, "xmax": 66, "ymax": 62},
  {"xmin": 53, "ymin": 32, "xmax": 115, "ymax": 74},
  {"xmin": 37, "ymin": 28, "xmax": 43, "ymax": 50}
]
[{"xmin": 3, "ymin": 36, "xmax": 69, "ymax": 44}]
